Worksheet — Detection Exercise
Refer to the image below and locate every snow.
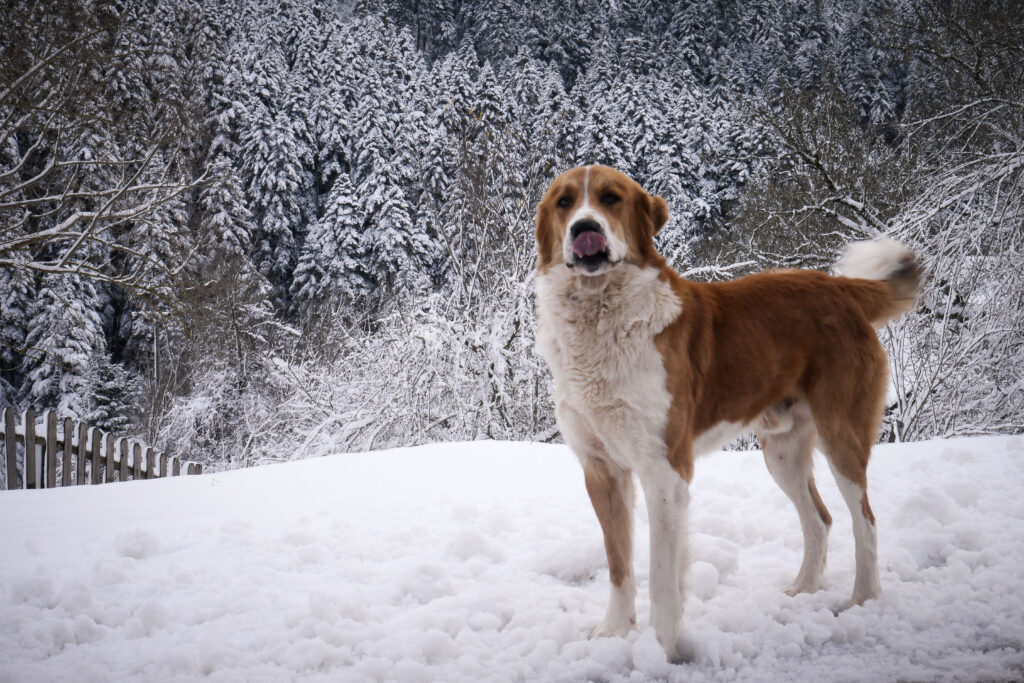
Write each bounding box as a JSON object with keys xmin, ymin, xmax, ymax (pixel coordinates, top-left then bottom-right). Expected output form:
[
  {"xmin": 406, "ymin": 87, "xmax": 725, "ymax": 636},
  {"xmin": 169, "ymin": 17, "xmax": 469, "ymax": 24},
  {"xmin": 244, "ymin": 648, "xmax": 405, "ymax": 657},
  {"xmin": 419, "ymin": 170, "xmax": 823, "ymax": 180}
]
[{"xmin": 2, "ymin": 436, "xmax": 1023, "ymax": 682}]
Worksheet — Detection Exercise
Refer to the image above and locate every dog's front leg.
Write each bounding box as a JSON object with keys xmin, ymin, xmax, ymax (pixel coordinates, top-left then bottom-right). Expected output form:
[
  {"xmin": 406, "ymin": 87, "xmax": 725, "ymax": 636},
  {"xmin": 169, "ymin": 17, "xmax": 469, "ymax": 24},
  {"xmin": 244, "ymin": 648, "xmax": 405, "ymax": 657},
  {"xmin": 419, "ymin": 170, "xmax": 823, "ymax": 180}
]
[
  {"xmin": 584, "ymin": 457, "xmax": 637, "ymax": 637},
  {"xmin": 558, "ymin": 404, "xmax": 638, "ymax": 637},
  {"xmin": 639, "ymin": 464, "xmax": 690, "ymax": 661}
]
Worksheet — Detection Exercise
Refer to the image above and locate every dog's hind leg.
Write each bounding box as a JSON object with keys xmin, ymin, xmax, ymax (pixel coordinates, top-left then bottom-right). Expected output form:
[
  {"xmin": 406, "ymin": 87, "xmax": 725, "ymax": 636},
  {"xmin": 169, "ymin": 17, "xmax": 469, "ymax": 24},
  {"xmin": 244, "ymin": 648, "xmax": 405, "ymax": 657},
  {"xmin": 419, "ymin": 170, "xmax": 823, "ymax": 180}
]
[
  {"xmin": 820, "ymin": 439, "xmax": 882, "ymax": 607},
  {"xmin": 583, "ymin": 456, "xmax": 637, "ymax": 637},
  {"xmin": 757, "ymin": 401, "xmax": 831, "ymax": 595},
  {"xmin": 809, "ymin": 347, "xmax": 886, "ymax": 607}
]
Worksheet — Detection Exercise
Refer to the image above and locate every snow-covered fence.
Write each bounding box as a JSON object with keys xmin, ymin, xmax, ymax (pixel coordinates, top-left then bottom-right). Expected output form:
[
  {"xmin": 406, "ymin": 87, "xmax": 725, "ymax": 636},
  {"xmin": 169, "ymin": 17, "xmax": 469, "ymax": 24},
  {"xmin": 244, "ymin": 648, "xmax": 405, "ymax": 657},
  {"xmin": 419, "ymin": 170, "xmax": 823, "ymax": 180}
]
[{"xmin": 1, "ymin": 406, "xmax": 202, "ymax": 490}]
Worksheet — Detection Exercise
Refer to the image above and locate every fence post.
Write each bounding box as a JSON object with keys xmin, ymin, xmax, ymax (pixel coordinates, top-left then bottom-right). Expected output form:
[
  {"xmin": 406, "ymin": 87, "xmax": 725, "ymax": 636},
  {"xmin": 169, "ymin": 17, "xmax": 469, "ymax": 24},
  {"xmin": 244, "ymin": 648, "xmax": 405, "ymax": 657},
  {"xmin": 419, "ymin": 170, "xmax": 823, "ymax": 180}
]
[
  {"xmin": 105, "ymin": 433, "xmax": 115, "ymax": 483},
  {"xmin": 90, "ymin": 428, "xmax": 102, "ymax": 484},
  {"xmin": 62, "ymin": 417, "xmax": 73, "ymax": 486},
  {"xmin": 45, "ymin": 410, "xmax": 57, "ymax": 488},
  {"xmin": 4, "ymin": 406, "xmax": 16, "ymax": 490},
  {"xmin": 3, "ymin": 409, "xmax": 189, "ymax": 488},
  {"xmin": 76, "ymin": 423, "xmax": 88, "ymax": 485},
  {"xmin": 119, "ymin": 437, "xmax": 129, "ymax": 482},
  {"xmin": 24, "ymin": 408, "xmax": 36, "ymax": 489}
]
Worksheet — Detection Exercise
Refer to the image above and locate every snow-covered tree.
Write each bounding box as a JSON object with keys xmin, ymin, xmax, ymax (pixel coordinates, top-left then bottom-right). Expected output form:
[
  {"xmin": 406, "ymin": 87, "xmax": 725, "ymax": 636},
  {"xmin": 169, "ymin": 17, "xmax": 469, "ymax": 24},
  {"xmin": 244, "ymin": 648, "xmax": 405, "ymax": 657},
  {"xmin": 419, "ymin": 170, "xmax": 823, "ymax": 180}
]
[
  {"xmin": 3, "ymin": 0, "xmax": 1022, "ymax": 465},
  {"xmin": 291, "ymin": 173, "xmax": 368, "ymax": 317},
  {"xmin": 21, "ymin": 276, "xmax": 106, "ymax": 417},
  {"xmin": 84, "ymin": 353, "xmax": 138, "ymax": 435}
]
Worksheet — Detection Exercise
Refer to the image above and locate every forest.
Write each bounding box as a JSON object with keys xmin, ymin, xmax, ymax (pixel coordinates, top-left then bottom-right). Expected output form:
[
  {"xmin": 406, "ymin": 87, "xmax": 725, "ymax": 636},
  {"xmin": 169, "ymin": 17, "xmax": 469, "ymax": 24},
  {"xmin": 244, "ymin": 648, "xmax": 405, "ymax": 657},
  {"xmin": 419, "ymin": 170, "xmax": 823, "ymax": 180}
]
[{"xmin": 1, "ymin": 0, "xmax": 1021, "ymax": 472}]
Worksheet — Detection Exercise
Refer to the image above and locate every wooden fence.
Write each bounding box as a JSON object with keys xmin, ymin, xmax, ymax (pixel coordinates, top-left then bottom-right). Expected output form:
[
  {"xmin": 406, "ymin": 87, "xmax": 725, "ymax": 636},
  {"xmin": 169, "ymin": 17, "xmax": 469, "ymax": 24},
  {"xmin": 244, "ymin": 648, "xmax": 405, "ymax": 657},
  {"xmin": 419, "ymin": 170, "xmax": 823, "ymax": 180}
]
[{"xmin": 1, "ymin": 405, "xmax": 202, "ymax": 490}]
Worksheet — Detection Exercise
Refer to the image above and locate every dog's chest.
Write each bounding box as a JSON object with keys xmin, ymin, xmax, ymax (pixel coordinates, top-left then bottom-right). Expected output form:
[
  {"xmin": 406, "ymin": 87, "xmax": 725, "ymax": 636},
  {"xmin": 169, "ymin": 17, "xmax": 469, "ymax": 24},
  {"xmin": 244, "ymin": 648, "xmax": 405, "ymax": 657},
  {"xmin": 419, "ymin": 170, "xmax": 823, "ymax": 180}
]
[{"xmin": 535, "ymin": 267, "xmax": 681, "ymax": 457}]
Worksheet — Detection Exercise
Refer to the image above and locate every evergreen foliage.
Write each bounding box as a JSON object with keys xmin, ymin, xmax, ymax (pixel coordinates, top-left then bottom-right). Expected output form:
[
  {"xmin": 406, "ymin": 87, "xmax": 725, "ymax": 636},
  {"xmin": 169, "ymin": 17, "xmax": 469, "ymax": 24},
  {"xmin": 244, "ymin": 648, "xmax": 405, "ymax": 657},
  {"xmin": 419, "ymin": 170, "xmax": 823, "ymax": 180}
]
[
  {"xmin": 85, "ymin": 352, "xmax": 138, "ymax": 435},
  {"xmin": 1, "ymin": 0, "xmax": 1021, "ymax": 462}
]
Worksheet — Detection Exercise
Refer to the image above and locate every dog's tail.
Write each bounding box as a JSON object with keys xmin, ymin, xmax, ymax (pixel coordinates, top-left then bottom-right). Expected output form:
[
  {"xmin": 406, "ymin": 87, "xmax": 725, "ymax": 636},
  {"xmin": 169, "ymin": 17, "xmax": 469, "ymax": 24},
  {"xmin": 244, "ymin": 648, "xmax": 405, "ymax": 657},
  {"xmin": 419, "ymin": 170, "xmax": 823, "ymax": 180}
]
[{"xmin": 836, "ymin": 238, "xmax": 921, "ymax": 327}]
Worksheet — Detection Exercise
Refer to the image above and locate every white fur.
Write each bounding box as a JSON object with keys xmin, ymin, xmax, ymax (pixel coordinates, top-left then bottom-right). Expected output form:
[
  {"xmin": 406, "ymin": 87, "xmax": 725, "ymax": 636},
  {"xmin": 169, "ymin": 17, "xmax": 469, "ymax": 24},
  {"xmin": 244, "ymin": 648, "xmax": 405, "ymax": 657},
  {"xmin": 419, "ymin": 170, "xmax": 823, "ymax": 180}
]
[
  {"xmin": 592, "ymin": 573, "xmax": 637, "ymax": 638},
  {"xmin": 535, "ymin": 264, "xmax": 681, "ymax": 479},
  {"xmin": 561, "ymin": 166, "xmax": 630, "ymax": 273},
  {"xmin": 837, "ymin": 238, "xmax": 914, "ymax": 281},
  {"xmin": 829, "ymin": 466, "xmax": 882, "ymax": 605},
  {"xmin": 640, "ymin": 465, "xmax": 689, "ymax": 660},
  {"xmin": 757, "ymin": 402, "xmax": 830, "ymax": 595},
  {"xmin": 536, "ymin": 262, "xmax": 688, "ymax": 656}
]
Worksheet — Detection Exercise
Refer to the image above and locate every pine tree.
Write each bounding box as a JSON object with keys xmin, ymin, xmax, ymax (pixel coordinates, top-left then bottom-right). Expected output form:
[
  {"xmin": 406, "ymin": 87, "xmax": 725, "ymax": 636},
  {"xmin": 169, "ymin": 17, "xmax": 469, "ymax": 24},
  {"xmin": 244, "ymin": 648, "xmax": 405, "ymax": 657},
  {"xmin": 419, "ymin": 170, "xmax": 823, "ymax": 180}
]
[
  {"xmin": 193, "ymin": 154, "xmax": 275, "ymax": 368},
  {"xmin": 0, "ymin": 266, "xmax": 34, "ymax": 404},
  {"xmin": 84, "ymin": 354, "xmax": 138, "ymax": 435},
  {"xmin": 235, "ymin": 42, "xmax": 314, "ymax": 301},
  {"xmin": 315, "ymin": 18, "xmax": 360, "ymax": 191},
  {"xmin": 360, "ymin": 156, "xmax": 431, "ymax": 303},
  {"xmin": 200, "ymin": 155, "xmax": 254, "ymax": 261},
  {"xmin": 0, "ymin": 125, "xmax": 36, "ymax": 403},
  {"xmin": 22, "ymin": 276, "xmax": 106, "ymax": 417},
  {"xmin": 838, "ymin": 0, "xmax": 896, "ymax": 124},
  {"xmin": 291, "ymin": 173, "xmax": 368, "ymax": 316},
  {"xmin": 789, "ymin": 0, "xmax": 829, "ymax": 91}
]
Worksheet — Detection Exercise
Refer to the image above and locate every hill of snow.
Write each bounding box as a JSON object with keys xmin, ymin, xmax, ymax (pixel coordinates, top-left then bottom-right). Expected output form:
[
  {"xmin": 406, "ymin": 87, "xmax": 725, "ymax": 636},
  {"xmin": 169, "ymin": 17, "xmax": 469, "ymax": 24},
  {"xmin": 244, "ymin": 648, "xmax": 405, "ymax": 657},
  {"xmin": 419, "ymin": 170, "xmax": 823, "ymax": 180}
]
[{"xmin": 1, "ymin": 436, "xmax": 1023, "ymax": 682}]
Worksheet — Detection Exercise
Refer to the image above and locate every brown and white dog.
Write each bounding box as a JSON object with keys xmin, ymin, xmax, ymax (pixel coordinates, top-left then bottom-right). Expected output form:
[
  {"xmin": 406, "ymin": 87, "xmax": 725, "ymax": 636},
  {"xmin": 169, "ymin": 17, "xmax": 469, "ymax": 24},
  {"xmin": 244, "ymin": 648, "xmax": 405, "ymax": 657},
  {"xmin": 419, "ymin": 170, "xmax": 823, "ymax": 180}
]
[{"xmin": 533, "ymin": 165, "xmax": 919, "ymax": 660}]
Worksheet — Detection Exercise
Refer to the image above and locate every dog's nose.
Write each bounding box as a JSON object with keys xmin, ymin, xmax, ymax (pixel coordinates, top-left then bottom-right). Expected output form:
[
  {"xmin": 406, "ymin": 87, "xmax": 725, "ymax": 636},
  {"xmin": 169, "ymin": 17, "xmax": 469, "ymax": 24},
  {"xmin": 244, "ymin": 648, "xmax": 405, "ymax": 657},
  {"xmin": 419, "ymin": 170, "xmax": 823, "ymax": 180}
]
[{"xmin": 570, "ymin": 219, "xmax": 602, "ymax": 238}]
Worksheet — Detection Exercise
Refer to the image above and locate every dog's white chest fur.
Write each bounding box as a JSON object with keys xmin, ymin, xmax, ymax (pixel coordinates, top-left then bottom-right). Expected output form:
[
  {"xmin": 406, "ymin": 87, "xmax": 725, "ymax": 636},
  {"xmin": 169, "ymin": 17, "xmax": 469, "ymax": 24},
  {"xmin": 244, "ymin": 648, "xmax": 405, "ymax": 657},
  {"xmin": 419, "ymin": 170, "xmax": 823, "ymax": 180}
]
[{"xmin": 535, "ymin": 266, "xmax": 681, "ymax": 473}]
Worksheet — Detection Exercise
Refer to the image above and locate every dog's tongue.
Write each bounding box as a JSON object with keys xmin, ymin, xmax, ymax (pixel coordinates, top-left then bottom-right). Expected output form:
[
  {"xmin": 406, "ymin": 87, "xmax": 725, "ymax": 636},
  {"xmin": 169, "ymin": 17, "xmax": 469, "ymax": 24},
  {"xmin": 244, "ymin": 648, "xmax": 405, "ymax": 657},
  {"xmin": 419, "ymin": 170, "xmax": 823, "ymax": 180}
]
[{"xmin": 572, "ymin": 231, "xmax": 606, "ymax": 257}]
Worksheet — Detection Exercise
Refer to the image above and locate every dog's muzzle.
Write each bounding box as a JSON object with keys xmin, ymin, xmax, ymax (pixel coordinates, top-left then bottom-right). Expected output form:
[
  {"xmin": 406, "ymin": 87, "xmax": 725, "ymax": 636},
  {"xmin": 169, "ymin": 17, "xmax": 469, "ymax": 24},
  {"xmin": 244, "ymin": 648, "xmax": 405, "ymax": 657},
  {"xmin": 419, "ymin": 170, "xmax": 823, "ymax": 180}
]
[{"xmin": 568, "ymin": 219, "xmax": 610, "ymax": 273}]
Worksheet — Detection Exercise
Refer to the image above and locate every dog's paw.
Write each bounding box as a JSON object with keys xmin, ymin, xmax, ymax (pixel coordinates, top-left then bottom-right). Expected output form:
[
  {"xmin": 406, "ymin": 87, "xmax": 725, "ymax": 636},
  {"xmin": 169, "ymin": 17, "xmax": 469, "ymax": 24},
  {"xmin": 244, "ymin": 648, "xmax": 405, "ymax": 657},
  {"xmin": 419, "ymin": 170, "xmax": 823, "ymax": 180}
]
[
  {"xmin": 656, "ymin": 632, "xmax": 686, "ymax": 664},
  {"xmin": 843, "ymin": 589, "xmax": 881, "ymax": 610},
  {"xmin": 590, "ymin": 616, "xmax": 635, "ymax": 639},
  {"xmin": 784, "ymin": 580, "xmax": 821, "ymax": 597}
]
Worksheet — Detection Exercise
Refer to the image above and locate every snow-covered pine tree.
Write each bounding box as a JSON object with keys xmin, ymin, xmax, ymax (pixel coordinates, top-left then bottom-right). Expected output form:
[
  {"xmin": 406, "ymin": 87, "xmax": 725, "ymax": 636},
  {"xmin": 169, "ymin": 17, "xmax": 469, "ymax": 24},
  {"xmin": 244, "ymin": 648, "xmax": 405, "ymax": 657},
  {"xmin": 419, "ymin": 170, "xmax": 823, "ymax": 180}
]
[
  {"xmin": 235, "ymin": 41, "xmax": 314, "ymax": 304},
  {"xmin": 360, "ymin": 154, "xmax": 431, "ymax": 305},
  {"xmin": 838, "ymin": 0, "xmax": 897, "ymax": 125},
  {"xmin": 0, "ymin": 266, "xmax": 33, "ymax": 405},
  {"xmin": 193, "ymin": 154, "xmax": 275, "ymax": 369},
  {"xmin": 291, "ymin": 172, "xmax": 368, "ymax": 318},
  {"xmin": 314, "ymin": 17, "xmax": 360, "ymax": 193},
  {"xmin": 84, "ymin": 353, "xmax": 138, "ymax": 435},
  {"xmin": 21, "ymin": 275, "xmax": 106, "ymax": 417},
  {"xmin": 617, "ymin": 73, "xmax": 665, "ymax": 184},
  {"xmin": 199, "ymin": 155, "xmax": 254, "ymax": 262}
]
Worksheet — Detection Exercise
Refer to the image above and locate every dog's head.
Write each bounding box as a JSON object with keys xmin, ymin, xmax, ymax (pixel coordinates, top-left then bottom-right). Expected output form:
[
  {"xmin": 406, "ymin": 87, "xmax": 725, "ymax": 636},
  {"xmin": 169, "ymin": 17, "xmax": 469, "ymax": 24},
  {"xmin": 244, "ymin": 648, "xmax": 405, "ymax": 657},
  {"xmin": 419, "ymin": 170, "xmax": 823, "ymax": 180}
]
[{"xmin": 535, "ymin": 165, "xmax": 668, "ymax": 275}]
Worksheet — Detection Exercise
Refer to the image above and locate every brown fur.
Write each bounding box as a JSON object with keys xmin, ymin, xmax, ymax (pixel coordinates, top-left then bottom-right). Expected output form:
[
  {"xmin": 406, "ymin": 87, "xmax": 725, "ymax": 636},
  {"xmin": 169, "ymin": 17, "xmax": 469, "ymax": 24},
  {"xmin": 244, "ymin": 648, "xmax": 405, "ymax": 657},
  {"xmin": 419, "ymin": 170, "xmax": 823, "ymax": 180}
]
[
  {"xmin": 584, "ymin": 458, "xmax": 634, "ymax": 588},
  {"xmin": 810, "ymin": 480, "xmax": 833, "ymax": 527},
  {"xmin": 654, "ymin": 268, "xmax": 893, "ymax": 485}
]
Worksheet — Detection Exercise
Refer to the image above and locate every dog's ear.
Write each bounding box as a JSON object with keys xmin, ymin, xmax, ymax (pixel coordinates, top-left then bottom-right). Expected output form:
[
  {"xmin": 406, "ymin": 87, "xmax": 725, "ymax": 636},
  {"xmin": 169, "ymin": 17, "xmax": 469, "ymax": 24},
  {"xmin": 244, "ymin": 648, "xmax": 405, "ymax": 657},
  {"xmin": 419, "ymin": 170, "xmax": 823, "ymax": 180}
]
[
  {"xmin": 650, "ymin": 194, "xmax": 669, "ymax": 236},
  {"xmin": 635, "ymin": 190, "xmax": 669, "ymax": 239},
  {"xmin": 535, "ymin": 200, "xmax": 557, "ymax": 271}
]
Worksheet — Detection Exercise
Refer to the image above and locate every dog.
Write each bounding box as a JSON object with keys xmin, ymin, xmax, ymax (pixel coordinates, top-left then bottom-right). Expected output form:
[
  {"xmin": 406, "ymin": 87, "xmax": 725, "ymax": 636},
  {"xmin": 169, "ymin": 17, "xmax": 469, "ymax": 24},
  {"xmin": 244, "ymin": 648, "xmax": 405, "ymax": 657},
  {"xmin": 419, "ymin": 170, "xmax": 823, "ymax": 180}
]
[{"xmin": 533, "ymin": 165, "xmax": 919, "ymax": 660}]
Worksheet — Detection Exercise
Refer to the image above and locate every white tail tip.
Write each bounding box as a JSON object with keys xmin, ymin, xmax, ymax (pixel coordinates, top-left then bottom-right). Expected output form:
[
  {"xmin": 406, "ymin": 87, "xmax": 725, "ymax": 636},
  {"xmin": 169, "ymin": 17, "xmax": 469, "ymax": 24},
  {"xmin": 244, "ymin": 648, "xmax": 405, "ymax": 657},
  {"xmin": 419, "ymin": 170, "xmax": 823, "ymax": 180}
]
[{"xmin": 837, "ymin": 238, "xmax": 915, "ymax": 280}]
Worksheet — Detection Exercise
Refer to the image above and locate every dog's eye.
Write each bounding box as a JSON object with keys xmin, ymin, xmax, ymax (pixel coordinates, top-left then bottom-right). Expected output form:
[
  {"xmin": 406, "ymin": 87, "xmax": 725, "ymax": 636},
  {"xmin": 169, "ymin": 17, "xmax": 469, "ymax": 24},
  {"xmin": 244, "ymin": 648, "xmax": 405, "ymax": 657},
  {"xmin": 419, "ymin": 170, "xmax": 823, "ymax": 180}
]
[
  {"xmin": 601, "ymin": 192, "xmax": 620, "ymax": 205},
  {"xmin": 556, "ymin": 195, "xmax": 573, "ymax": 208}
]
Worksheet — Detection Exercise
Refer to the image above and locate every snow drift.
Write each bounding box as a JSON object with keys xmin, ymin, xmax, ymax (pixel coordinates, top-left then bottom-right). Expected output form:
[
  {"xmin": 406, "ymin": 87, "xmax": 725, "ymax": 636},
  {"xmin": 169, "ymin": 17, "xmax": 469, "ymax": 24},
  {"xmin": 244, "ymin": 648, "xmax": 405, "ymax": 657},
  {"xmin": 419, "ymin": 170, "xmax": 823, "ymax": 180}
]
[{"xmin": 1, "ymin": 437, "xmax": 1022, "ymax": 682}]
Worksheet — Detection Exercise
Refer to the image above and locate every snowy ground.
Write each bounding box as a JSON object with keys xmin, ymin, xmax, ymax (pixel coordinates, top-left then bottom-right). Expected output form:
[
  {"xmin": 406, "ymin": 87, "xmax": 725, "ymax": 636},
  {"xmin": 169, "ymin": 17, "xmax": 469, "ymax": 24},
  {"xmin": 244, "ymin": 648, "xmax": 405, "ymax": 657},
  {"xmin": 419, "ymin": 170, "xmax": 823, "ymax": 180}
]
[{"xmin": 1, "ymin": 436, "xmax": 1022, "ymax": 682}]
